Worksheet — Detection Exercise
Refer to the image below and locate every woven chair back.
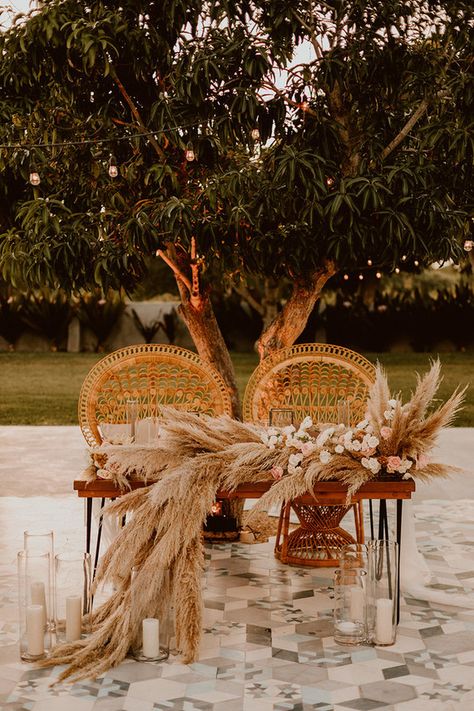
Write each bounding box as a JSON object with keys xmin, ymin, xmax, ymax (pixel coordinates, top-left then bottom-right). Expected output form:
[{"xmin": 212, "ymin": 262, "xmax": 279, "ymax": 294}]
[
  {"xmin": 243, "ymin": 343, "xmax": 375, "ymax": 426},
  {"xmin": 78, "ymin": 344, "xmax": 233, "ymax": 446}
]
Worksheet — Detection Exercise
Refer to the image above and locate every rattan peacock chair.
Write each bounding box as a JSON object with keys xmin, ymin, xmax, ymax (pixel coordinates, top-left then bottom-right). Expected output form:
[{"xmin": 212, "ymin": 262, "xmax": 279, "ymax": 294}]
[
  {"xmin": 78, "ymin": 344, "xmax": 234, "ymax": 563},
  {"xmin": 79, "ymin": 343, "xmax": 233, "ymax": 447},
  {"xmin": 243, "ymin": 343, "xmax": 376, "ymax": 567}
]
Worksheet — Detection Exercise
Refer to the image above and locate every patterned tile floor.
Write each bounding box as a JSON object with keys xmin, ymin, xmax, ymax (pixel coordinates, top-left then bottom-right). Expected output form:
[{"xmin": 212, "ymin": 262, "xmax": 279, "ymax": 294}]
[{"xmin": 1, "ymin": 497, "xmax": 474, "ymax": 711}]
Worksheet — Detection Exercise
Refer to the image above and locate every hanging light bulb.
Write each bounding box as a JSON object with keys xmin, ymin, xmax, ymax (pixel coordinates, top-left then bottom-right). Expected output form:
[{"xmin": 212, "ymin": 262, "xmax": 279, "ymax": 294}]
[
  {"xmin": 343, "ymin": 274, "xmax": 349, "ymax": 281},
  {"xmin": 326, "ymin": 177, "xmax": 334, "ymax": 187},
  {"xmin": 376, "ymin": 272, "xmax": 382, "ymax": 279},
  {"xmin": 29, "ymin": 161, "xmax": 40, "ymax": 186},
  {"xmin": 401, "ymin": 254, "xmax": 407, "ymax": 261},
  {"xmin": 464, "ymin": 240, "xmax": 474, "ymax": 252},
  {"xmin": 185, "ymin": 142, "xmax": 195, "ymax": 162},
  {"xmin": 414, "ymin": 260, "xmax": 419, "ymax": 266},
  {"xmin": 108, "ymin": 155, "xmax": 119, "ymax": 178},
  {"xmin": 395, "ymin": 267, "xmax": 400, "ymax": 274},
  {"xmin": 367, "ymin": 259, "xmax": 373, "ymax": 266},
  {"xmin": 251, "ymin": 127, "xmax": 260, "ymax": 141},
  {"xmin": 358, "ymin": 274, "xmax": 364, "ymax": 280}
]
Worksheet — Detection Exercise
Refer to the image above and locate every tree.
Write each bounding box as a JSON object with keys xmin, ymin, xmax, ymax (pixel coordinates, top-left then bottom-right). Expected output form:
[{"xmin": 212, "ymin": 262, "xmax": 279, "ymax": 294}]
[{"xmin": 0, "ymin": 0, "xmax": 472, "ymax": 415}]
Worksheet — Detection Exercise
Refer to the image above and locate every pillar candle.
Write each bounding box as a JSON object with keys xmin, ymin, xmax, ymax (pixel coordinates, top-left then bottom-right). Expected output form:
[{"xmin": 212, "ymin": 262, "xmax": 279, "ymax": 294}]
[
  {"xmin": 26, "ymin": 604, "xmax": 45, "ymax": 656},
  {"xmin": 66, "ymin": 595, "xmax": 82, "ymax": 642},
  {"xmin": 349, "ymin": 586, "xmax": 365, "ymax": 621},
  {"xmin": 375, "ymin": 598, "xmax": 394, "ymax": 644},
  {"xmin": 142, "ymin": 618, "xmax": 160, "ymax": 658},
  {"xmin": 30, "ymin": 581, "xmax": 47, "ymax": 628}
]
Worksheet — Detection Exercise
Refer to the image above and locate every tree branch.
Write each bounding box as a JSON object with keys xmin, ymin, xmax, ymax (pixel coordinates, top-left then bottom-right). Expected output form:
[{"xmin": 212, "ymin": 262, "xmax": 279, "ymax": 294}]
[
  {"xmin": 291, "ymin": 7, "xmax": 323, "ymax": 60},
  {"xmin": 189, "ymin": 236, "xmax": 201, "ymax": 307},
  {"xmin": 233, "ymin": 282, "xmax": 265, "ymax": 316},
  {"xmin": 156, "ymin": 248, "xmax": 192, "ymax": 293},
  {"xmin": 109, "ymin": 66, "xmax": 166, "ymax": 161},
  {"xmin": 380, "ymin": 98, "xmax": 430, "ymax": 161}
]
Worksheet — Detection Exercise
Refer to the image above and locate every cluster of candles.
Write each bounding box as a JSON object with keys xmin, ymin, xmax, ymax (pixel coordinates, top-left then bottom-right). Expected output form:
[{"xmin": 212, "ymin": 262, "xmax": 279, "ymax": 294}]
[
  {"xmin": 333, "ymin": 540, "xmax": 398, "ymax": 647},
  {"xmin": 18, "ymin": 531, "xmax": 90, "ymax": 662}
]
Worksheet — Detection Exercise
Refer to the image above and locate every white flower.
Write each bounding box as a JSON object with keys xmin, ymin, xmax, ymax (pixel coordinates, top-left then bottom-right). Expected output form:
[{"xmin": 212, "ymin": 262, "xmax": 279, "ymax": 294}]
[
  {"xmin": 397, "ymin": 459, "xmax": 413, "ymax": 474},
  {"xmin": 316, "ymin": 427, "xmax": 334, "ymax": 448},
  {"xmin": 267, "ymin": 427, "xmax": 279, "ymax": 437},
  {"xmin": 288, "ymin": 453, "xmax": 303, "ymax": 468},
  {"xmin": 384, "ymin": 410, "xmax": 394, "ymax": 421},
  {"xmin": 282, "ymin": 424, "xmax": 296, "ymax": 436},
  {"xmin": 361, "ymin": 457, "xmax": 381, "ymax": 474},
  {"xmin": 351, "ymin": 440, "xmax": 362, "ymax": 451},
  {"xmin": 343, "ymin": 429, "xmax": 353, "ymax": 441},
  {"xmin": 367, "ymin": 435, "xmax": 379, "ymax": 448},
  {"xmin": 356, "ymin": 419, "xmax": 369, "ymax": 430},
  {"xmin": 319, "ymin": 450, "xmax": 331, "ymax": 464},
  {"xmin": 335, "ymin": 444, "xmax": 344, "ymax": 454},
  {"xmin": 268, "ymin": 435, "xmax": 278, "ymax": 448},
  {"xmin": 299, "ymin": 416, "xmax": 313, "ymax": 430},
  {"xmin": 388, "ymin": 399, "xmax": 397, "ymax": 408}
]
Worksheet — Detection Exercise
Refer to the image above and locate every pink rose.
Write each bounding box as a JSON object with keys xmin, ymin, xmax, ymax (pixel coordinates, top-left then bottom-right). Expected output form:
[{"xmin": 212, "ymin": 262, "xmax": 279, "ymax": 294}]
[
  {"xmin": 271, "ymin": 466, "xmax": 284, "ymax": 480},
  {"xmin": 300, "ymin": 442, "xmax": 316, "ymax": 456},
  {"xmin": 380, "ymin": 426, "xmax": 392, "ymax": 440},
  {"xmin": 386, "ymin": 456, "xmax": 402, "ymax": 473}
]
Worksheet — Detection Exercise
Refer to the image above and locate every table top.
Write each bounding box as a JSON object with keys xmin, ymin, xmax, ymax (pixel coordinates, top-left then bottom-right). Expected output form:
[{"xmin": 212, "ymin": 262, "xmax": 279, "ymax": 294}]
[{"xmin": 73, "ymin": 477, "xmax": 415, "ymax": 503}]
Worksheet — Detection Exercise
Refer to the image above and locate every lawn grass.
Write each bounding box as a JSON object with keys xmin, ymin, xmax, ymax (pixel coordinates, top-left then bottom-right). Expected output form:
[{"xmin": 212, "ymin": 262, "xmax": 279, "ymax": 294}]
[{"xmin": 0, "ymin": 351, "xmax": 472, "ymax": 426}]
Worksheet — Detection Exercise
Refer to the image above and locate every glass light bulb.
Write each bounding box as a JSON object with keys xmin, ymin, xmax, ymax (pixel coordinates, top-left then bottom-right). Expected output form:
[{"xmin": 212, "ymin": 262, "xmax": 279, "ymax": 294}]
[
  {"xmin": 376, "ymin": 271, "xmax": 382, "ymax": 279},
  {"xmin": 343, "ymin": 274, "xmax": 349, "ymax": 280},
  {"xmin": 251, "ymin": 128, "xmax": 260, "ymax": 141},
  {"xmin": 367, "ymin": 259, "xmax": 372, "ymax": 266},
  {"xmin": 395, "ymin": 267, "xmax": 400, "ymax": 274},
  {"xmin": 108, "ymin": 164, "xmax": 118, "ymax": 178},
  {"xmin": 464, "ymin": 240, "xmax": 474, "ymax": 252},
  {"xmin": 29, "ymin": 171, "xmax": 40, "ymax": 186},
  {"xmin": 358, "ymin": 274, "xmax": 364, "ymax": 280},
  {"xmin": 185, "ymin": 148, "xmax": 195, "ymax": 162}
]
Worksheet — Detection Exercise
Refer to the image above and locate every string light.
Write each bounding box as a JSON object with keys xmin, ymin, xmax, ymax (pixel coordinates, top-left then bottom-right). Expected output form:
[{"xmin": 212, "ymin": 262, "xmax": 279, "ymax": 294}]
[
  {"xmin": 376, "ymin": 272, "xmax": 382, "ymax": 279},
  {"xmin": 343, "ymin": 274, "xmax": 349, "ymax": 280},
  {"xmin": 464, "ymin": 240, "xmax": 474, "ymax": 252},
  {"xmin": 414, "ymin": 260, "xmax": 419, "ymax": 266},
  {"xmin": 395, "ymin": 267, "xmax": 400, "ymax": 274},
  {"xmin": 326, "ymin": 177, "xmax": 334, "ymax": 187},
  {"xmin": 367, "ymin": 259, "xmax": 372, "ymax": 266},
  {"xmin": 251, "ymin": 128, "xmax": 260, "ymax": 141},
  {"xmin": 28, "ymin": 161, "xmax": 40, "ymax": 186},
  {"xmin": 401, "ymin": 254, "xmax": 407, "ymax": 261},
  {"xmin": 185, "ymin": 142, "xmax": 195, "ymax": 162},
  {"xmin": 108, "ymin": 155, "xmax": 118, "ymax": 178},
  {"xmin": 358, "ymin": 274, "xmax": 364, "ymax": 280}
]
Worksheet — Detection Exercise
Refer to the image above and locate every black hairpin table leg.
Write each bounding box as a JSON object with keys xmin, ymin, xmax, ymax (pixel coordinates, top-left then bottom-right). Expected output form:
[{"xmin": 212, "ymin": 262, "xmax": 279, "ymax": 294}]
[
  {"xmin": 93, "ymin": 497, "xmax": 106, "ymax": 579},
  {"xmin": 396, "ymin": 499, "xmax": 403, "ymax": 624},
  {"xmin": 85, "ymin": 497, "xmax": 93, "ymax": 555}
]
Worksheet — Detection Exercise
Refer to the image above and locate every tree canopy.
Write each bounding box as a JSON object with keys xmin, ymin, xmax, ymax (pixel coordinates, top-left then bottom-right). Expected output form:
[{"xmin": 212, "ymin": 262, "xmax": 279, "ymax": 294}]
[{"xmin": 0, "ymin": 0, "xmax": 473, "ymax": 409}]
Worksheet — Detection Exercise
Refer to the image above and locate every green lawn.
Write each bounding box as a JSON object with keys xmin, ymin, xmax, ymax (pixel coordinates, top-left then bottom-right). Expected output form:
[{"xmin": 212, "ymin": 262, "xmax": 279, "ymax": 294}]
[{"xmin": 0, "ymin": 351, "xmax": 472, "ymax": 426}]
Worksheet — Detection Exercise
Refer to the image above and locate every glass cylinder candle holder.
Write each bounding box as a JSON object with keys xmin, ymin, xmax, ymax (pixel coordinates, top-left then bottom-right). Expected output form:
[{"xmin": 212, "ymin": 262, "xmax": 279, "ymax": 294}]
[
  {"xmin": 18, "ymin": 551, "xmax": 52, "ymax": 661},
  {"xmin": 126, "ymin": 398, "xmax": 139, "ymax": 443},
  {"xmin": 367, "ymin": 539, "xmax": 399, "ymax": 646},
  {"xmin": 268, "ymin": 408, "xmax": 295, "ymax": 428},
  {"xmin": 130, "ymin": 566, "xmax": 170, "ymax": 662},
  {"xmin": 333, "ymin": 568, "xmax": 367, "ymax": 645},
  {"xmin": 54, "ymin": 553, "xmax": 92, "ymax": 644},
  {"xmin": 340, "ymin": 543, "xmax": 368, "ymax": 571}
]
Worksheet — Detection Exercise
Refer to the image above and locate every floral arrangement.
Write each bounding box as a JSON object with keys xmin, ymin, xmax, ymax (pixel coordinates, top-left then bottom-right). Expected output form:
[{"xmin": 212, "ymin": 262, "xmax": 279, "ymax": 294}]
[{"xmin": 43, "ymin": 360, "xmax": 464, "ymax": 682}]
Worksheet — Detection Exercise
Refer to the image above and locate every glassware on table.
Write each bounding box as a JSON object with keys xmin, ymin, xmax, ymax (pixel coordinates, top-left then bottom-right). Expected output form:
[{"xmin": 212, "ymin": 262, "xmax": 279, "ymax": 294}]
[
  {"xmin": 333, "ymin": 567, "xmax": 367, "ymax": 645},
  {"xmin": 18, "ymin": 551, "xmax": 52, "ymax": 661},
  {"xmin": 130, "ymin": 566, "xmax": 170, "ymax": 662},
  {"xmin": 367, "ymin": 539, "xmax": 399, "ymax": 646},
  {"xmin": 268, "ymin": 408, "xmax": 295, "ymax": 428},
  {"xmin": 23, "ymin": 529, "xmax": 55, "ymax": 630},
  {"xmin": 126, "ymin": 398, "xmax": 140, "ymax": 443},
  {"xmin": 54, "ymin": 553, "xmax": 92, "ymax": 644},
  {"xmin": 337, "ymin": 400, "xmax": 351, "ymax": 426}
]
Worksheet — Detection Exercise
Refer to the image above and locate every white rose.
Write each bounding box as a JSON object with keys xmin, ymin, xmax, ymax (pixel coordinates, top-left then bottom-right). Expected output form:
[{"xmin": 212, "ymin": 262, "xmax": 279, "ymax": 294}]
[
  {"xmin": 316, "ymin": 427, "xmax": 334, "ymax": 447},
  {"xmin": 267, "ymin": 427, "xmax": 279, "ymax": 437},
  {"xmin": 384, "ymin": 410, "xmax": 394, "ymax": 421},
  {"xmin": 335, "ymin": 444, "xmax": 344, "ymax": 454},
  {"xmin": 343, "ymin": 429, "xmax": 353, "ymax": 441},
  {"xmin": 367, "ymin": 436, "xmax": 379, "ymax": 448},
  {"xmin": 282, "ymin": 425, "xmax": 296, "ymax": 436},
  {"xmin": 368, "ymin": 457, "xmax": 381, "ymax": 474},
  {"xmin": 319, "ymin": 450, "xmax": 331, "ymax": 464},
  {"xmin": 268, "ymin": 435, "xmax": 278, "ymax": 447},
  {"xmin": 356, "ymin": 419, "xmax": 369, "ymax": 430},
  {"xmin": 351, "ymin": 440, "xmax": 362, "ymax": 451},
  {"xmin": 388, "ymin": 399, "xmax": 397, "ymax": 408},
  {"xmin": 361, "ymin": 457, "xmax": 371, "ymax": 469},
  {"xmin": 288, "ymin": 453, "xmax": 303, "ymax": 468}
]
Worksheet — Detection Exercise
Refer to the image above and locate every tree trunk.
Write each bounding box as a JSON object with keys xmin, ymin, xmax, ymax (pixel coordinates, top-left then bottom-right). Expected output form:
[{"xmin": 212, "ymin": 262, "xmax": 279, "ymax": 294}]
[
  {"xmin": 256, "ymin": 263, "xmax": 336, "ymax": 360},
  {"xmin": 261, "ymin": 278, "xmax": 280, "ymax": 330},
  {"xmin": 176, "ymin": 280, "xmax": 241, "ymax": 419}
]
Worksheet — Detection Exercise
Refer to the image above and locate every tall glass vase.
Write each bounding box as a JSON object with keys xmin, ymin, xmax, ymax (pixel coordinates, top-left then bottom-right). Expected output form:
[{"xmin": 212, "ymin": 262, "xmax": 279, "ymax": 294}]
[
  {"xmin": 18, "ymin": 551, "xmax": 52, "ymax": 661},
  {"xmin": 333, "ymin": 568, "xmax": 367, "ymax": 645},
  {"xmin": 55, "ymin": 553, "xmax": 92, "ymax": 644},
  {"xmin": 367, "ymin": 539, "xmax": 399, "ymax": 646},
  {"xmin": 129, "ymin": 566, "xmax": 170, "ymax": 662}
]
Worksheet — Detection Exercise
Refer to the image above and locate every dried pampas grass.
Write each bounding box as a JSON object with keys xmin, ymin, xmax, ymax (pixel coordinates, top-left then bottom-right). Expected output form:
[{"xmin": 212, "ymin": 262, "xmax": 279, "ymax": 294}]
[{"xmin": 42, "ymin": 362, "xmax": 464, "ymax": 682}]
